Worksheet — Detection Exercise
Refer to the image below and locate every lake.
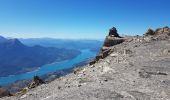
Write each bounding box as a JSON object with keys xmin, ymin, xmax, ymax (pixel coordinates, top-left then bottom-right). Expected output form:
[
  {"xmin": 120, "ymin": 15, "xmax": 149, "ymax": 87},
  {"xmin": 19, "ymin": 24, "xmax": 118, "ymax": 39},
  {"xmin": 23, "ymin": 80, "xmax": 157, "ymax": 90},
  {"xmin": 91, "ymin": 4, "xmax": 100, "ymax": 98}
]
[{"xmin": 0, "ymin": 49, "xmax": 96, "ymax": 86}]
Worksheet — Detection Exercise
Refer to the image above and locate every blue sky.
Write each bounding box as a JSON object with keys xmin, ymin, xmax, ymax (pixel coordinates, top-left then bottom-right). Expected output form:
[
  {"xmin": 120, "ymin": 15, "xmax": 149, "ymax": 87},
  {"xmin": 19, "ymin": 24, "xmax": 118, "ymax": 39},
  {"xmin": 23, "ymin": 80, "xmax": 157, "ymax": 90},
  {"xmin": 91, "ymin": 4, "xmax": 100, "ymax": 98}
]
[{"xmin": 0, "ymin": 0, "xmax": 169, "ymax": 39}]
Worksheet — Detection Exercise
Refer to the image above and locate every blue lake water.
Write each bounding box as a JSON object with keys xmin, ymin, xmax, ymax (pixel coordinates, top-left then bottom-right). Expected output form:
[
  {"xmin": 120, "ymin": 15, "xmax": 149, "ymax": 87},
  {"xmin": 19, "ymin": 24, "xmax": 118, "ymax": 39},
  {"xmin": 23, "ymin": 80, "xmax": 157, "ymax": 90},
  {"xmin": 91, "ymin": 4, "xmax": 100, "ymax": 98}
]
[{"xmin": 0, "ymin": 49, "xmax": 96, "ymax": 86}]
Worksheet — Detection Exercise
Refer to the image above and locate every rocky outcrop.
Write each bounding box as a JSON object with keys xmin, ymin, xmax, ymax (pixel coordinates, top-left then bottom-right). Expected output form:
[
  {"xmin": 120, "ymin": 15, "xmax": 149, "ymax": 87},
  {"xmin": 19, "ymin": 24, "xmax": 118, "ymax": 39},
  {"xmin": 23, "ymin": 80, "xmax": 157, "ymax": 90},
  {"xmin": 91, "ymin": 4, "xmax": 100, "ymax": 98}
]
[
  {"xmin": 89, "ymin": 27, "xmax": 125, "ymax": 65},
  {"xmin": 108, "ymin": 27, "xmax": 120, "ymax": 37},
  {"xmin": 0, "ymin": 88, "xmax": 11, "ymax": 98},
  {"xmin": 103, "ymin": 27, "xmax": 124, "ymax": 47},
  {"xmin": 145, "ymin": 29, "xmax": 155, "ymax": 36},
  {"xmin": 28, "ymin": 76, "xmax": 44, "ymax": 89},
  {"xmin": 145, "ymin": 26, "xmax": 170, "ymax": 36},
  {"xmin": 12, "ymin": 76, "xmax": 45, "ymax": 96},
  {"xmin": 103, "ymin": 36, "xmax": 124, "ymax": 47}
]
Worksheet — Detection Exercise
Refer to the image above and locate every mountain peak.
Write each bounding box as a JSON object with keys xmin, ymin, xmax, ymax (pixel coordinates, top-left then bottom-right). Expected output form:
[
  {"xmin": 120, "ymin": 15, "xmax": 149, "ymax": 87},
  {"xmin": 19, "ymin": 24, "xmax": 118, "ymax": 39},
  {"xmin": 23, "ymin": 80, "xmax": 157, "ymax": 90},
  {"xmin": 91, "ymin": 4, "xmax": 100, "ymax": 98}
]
[
  {"xmin": 6, "ymin": 38, "xmax": 25, "ymax": 47},
  {"xmin": 0, "ymin": 36, "xmax": 7, "ymax": 43},
  {"xmin": 0, "ymin": 36, "xmax": 24, "ymax": 47},
  {"xmin": 9, "ymin": 38, "xmax": 21, "ymax": 43}
]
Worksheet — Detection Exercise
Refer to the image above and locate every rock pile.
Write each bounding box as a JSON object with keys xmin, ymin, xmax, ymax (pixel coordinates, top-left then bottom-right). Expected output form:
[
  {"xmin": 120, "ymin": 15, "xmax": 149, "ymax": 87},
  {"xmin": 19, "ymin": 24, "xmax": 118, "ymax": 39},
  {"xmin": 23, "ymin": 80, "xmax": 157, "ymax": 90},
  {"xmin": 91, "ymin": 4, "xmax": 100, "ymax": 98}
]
[{"xmin": 145, "ymin": 26, "xmax": 170, "ymax": 36}]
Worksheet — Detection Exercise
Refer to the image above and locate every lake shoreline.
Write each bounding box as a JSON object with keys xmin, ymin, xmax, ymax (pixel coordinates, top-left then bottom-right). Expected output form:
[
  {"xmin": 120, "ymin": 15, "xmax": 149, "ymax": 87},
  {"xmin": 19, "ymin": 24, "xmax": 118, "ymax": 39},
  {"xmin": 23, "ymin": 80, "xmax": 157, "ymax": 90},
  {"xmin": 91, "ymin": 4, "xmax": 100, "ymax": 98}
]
[{"xmin": 0, "ymin": 49, "xmax": 96, "ymax": 87}]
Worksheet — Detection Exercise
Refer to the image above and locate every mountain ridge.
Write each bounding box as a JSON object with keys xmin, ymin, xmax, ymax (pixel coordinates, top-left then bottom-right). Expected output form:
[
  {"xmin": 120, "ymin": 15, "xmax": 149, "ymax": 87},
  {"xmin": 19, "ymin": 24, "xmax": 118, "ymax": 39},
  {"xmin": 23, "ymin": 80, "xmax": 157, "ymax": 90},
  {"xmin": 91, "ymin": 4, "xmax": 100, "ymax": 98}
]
[{"xmin": 0, "ymin": 36, "xmax": 81, "ymax": 77}]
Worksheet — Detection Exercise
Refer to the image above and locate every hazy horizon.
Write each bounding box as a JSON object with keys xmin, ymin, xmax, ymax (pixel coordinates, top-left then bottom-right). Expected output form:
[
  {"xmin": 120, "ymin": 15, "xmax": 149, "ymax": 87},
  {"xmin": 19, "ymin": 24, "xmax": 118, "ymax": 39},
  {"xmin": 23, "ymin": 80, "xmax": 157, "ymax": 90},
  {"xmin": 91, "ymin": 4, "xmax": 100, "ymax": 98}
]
[
  {"xmin": 0, "ymin": 0, "xmax": 170, "ymax": 39},
  {"xmin": 0, "ymin": 35, "xmax": 104, "ymax": 41}
]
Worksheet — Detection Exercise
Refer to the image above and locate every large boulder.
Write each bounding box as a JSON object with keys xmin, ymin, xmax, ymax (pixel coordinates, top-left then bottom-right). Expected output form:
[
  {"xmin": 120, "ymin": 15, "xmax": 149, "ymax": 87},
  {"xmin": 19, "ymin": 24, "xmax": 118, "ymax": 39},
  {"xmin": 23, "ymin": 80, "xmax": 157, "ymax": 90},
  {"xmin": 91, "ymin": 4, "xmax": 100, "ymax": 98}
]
[
  {"xmin": 145, "ymin": 29, "xmax": 155, "ymax": 36},
  {"xmin": 109, "ymin": 27, "xmax": 120, "ymax": 37},
  {"xmin": 0, "ymin": 88, "xmax": 11, "ymax": 98}
]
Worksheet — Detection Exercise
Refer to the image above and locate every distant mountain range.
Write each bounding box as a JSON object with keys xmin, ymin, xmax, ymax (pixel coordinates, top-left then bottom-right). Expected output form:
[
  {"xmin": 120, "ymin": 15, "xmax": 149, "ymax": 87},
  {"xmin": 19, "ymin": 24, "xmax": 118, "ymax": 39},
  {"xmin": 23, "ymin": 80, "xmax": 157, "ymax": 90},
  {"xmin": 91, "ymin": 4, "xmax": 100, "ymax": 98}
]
[
  {"xmin": 19, "ymin": 38, "xmax": 103, "ymax": 53},
  {"xmin": 0, "ymin": 36, "xmax": 81, "ymax": 77}
]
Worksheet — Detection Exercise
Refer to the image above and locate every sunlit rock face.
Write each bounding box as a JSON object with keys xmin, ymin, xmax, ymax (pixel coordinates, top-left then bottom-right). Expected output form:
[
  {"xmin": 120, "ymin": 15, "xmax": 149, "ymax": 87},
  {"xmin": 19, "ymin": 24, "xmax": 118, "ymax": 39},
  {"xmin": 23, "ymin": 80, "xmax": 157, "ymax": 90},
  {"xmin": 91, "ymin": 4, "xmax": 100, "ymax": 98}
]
[{"xmin": 90, "ymin": 27, "xmax": 125, "ymax": 65}]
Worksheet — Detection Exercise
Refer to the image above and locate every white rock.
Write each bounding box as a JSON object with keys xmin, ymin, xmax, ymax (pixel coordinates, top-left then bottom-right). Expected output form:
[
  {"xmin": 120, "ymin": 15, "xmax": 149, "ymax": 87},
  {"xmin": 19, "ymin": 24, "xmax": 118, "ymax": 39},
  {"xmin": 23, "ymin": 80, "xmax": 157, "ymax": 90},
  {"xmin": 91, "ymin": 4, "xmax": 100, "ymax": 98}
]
[
  {"xmin": 110, "ymin": 53, "xmax": 119, "ymax": 57},
  {"xmin": 102, "ymin": 66, "xmax": 111, "ymax": 73},
  {"xmin": 20, "ymin": 94, "xmax": 27, "ymax": 99}
]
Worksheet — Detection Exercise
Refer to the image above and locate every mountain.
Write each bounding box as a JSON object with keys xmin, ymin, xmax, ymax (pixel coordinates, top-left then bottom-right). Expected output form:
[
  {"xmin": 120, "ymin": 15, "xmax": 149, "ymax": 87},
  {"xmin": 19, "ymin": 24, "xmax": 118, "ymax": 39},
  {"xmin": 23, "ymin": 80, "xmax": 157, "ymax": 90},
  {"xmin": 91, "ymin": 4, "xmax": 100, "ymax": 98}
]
[
  {"xmin": 19, "ymin": 38, "xmax": 103, "ymax": 53},
  {"xmin": 0, "ymin": 36, "xmax": 7, "ymax": 43},
  {"xmin": 0, "ymin": 36, "xmax": 81, "ymax": 77},
  {"xmin": 1, "ymin": 26, "xmax": 170, "ymax": 100}
]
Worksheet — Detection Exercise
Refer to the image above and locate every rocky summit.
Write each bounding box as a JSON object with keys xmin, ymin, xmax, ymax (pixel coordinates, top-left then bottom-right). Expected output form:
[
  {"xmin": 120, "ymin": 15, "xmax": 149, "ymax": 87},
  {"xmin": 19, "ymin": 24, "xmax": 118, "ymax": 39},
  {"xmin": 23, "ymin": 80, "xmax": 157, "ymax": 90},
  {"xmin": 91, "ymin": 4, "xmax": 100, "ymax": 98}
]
[{"xmin": 1, "ymin": 27, "xmax": 170, "ymax": 100}]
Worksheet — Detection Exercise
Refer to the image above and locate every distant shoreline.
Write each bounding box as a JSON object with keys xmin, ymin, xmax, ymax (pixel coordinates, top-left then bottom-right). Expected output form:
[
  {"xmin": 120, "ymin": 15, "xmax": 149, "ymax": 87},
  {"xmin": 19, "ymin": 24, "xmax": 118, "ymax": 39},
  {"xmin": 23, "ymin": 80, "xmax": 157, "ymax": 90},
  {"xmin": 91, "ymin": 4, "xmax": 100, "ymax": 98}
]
[{"xmin": 0, "ymin": 49, "xmax": 96, "ymax": 86}]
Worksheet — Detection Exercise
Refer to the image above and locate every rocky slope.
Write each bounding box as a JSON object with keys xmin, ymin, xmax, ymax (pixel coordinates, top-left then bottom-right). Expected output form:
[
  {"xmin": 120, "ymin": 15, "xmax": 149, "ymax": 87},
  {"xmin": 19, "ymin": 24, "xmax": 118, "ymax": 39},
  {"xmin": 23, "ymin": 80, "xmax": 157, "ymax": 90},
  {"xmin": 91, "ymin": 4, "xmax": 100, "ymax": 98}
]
[{"xmin": 1, "ymin": 26, "xmax": 170, "ymax": 100}]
